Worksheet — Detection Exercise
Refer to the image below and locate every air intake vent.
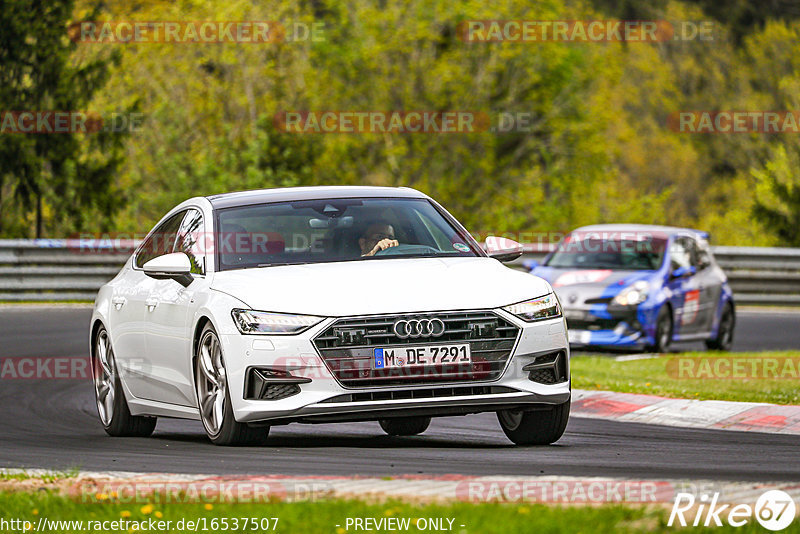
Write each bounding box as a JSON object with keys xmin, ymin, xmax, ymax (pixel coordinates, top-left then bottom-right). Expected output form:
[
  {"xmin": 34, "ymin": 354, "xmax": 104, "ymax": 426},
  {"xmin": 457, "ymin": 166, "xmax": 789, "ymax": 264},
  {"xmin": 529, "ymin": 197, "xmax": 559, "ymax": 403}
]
[
  {"xmin": 244, "ymin": 368, "xmax": 309, "ymax": 400},
  {"xmin": 522, "ymin": 351, "xmax": 568, "ymax": 384}
]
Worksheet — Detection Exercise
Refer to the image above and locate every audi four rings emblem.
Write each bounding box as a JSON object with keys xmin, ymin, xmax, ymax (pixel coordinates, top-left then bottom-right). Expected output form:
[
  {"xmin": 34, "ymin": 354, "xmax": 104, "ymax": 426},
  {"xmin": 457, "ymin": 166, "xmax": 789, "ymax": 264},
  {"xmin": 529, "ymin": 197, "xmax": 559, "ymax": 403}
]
[{"xmin": 393, "ymin": 318, "xmax": 446, "ymax": 339}]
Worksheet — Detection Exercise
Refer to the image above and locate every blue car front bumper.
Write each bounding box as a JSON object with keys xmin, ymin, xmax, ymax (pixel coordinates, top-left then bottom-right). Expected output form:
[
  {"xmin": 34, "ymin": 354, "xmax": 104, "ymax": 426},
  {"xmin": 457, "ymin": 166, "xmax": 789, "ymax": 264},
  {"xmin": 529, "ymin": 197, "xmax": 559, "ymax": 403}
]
[{"xmin": 563, "ymin": 303, "xmax": 660, "ymax": 349}]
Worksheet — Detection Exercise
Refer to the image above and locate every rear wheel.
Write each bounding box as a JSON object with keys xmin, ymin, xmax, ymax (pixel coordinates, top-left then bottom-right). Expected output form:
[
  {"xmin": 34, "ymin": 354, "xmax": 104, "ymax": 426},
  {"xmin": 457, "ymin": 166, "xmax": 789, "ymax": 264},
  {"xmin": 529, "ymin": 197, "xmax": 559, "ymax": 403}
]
[
  {"xmin": 195, "ymin": 324, "xmax": 268, "ymax": 446},
  {"xmin": 497, "ymin": 401, "xmax": 570, "ymax": 445},
  {"xmin": 648, "ymin": 306, "xmax": 673, "ymax": 353},
  {"xmin": 92, "ymin": 327, "xmax": 156, "ymax": 437},
  {"xmin": 706, "ymin": 303, "xmax": 735, "ymax": 351},
  {"xmin": 379, "ymin": 416, "xmax": 431, "ymax": 436}
]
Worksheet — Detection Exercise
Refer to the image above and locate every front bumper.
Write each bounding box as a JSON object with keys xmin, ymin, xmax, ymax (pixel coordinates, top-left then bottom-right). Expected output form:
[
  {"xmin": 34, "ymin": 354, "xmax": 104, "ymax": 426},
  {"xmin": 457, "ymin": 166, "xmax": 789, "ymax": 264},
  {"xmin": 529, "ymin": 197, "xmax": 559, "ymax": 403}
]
[
  {"xmin": 219, "ymin": 310, "xmax": 571, "ymax": 424},
  {"xmin": 563, "ymin": 303, "xmax": 659, "ymax": 349}
]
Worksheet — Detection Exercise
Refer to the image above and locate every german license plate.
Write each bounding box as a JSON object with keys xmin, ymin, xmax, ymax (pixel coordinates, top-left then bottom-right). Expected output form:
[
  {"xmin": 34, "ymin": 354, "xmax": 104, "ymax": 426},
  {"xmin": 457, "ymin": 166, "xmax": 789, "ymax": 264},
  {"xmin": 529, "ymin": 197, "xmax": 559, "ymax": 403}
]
[{"xmin": 373, "ymin": 344, "xmax": 471, "ymax": 369}]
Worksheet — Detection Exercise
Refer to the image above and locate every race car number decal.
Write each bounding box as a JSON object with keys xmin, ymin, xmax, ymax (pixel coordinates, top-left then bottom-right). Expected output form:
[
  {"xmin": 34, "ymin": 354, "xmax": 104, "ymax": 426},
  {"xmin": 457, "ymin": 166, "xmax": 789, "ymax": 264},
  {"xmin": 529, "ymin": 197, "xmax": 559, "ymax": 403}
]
[{"xmin": 682, "ymin": 289, "xmax": 700, "ymax": 325}]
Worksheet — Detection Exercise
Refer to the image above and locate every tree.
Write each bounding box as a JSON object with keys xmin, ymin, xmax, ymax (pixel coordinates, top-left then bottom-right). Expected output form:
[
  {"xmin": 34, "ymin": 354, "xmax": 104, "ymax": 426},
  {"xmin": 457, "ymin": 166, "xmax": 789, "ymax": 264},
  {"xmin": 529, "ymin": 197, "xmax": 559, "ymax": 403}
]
[
  {"xmin": 753, "ymin": 144, "xmax": 800, "ymax": 246},
  {"xmin": 0, "ymin": 0, "xmax": 127, "ymax": 237}
]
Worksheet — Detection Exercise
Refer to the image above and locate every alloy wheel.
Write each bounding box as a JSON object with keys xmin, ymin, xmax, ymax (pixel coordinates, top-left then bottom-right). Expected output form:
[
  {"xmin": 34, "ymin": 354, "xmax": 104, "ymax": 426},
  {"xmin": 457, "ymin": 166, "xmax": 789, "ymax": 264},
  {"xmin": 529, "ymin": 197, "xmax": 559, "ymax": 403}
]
[
  {"xmin": 196, "ymin": 330, "xmax": 227, "ymax": 436},
  {"xmin": 93, "ymin": 330, "xmax": 116, "ymax": 426}
]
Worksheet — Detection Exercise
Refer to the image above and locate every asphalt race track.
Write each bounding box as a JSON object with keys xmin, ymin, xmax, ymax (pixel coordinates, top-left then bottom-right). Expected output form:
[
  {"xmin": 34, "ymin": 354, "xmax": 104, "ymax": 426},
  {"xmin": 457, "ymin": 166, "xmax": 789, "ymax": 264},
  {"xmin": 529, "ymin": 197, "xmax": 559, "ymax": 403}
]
[{"xmin": 0, "ymin": 306, "xmax": 798, "ymax": 481}]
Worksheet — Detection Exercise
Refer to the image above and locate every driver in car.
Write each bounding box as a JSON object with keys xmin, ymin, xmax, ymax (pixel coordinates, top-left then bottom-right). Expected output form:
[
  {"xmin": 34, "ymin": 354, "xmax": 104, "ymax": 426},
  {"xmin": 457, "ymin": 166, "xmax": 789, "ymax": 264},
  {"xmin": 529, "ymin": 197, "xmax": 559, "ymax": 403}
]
[{"xmin": 359, "ymin": 222, "xmax": 399, "ymax": 256}]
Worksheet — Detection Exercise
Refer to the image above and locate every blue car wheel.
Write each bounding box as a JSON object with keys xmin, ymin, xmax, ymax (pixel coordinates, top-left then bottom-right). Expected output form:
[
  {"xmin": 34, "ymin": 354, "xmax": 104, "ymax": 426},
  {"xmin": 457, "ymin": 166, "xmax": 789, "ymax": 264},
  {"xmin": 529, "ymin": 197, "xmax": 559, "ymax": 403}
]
[{"xmin": 648, "ymin": 306, "xmax": 673, "ymax": 353}]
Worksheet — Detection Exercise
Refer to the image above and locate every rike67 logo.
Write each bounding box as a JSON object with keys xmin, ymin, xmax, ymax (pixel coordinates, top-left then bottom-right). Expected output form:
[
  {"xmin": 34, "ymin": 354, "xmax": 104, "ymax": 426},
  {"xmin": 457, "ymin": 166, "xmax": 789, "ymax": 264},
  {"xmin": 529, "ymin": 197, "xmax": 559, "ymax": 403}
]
[{"xmin": 669, "ymin": 490, "xmax": 796, "ymax": 530}]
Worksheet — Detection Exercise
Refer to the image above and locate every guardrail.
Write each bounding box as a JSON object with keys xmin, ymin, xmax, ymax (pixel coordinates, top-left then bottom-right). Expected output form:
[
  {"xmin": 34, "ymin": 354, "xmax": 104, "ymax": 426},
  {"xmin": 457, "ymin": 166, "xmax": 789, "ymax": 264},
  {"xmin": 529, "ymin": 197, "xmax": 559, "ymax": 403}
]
[{"xmin": 1, "ymin": 240, "xmax": 799, "ymax": 306}]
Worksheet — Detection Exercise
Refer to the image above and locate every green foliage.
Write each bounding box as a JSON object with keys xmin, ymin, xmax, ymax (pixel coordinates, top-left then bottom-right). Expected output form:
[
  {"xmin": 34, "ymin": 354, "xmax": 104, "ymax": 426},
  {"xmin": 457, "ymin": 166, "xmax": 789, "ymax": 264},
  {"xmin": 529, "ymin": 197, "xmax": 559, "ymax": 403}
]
[
  {"xmin": 1, "ymin": 0, "xmax": 799, "ymax": 245},
  {"xmin": 753, "ymin": 144, "xmax": 800, "ymax": 245},
  {"xmin": 0, "ymin": 0, "xmax": 128, "ymax": 237}
]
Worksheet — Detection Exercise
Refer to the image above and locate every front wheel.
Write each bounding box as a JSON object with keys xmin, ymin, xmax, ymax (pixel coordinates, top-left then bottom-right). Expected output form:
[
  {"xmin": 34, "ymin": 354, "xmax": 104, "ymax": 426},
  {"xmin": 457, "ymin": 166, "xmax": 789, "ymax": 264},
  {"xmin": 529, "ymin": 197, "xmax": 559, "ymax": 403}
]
[
  {"xmin": 92, "ymin": 327, "xmax": 156, "ymax": 437},
  {"xmin": 379, "ymin": 416, "xmax": 431, "ymax": 436},
  {"xmin": 647, "ymin": 306, "xmax": 673, "ymax": 353},
  {"xmin": 497, "ymin": 401, "xmax": 570, "ymax": 445},
  {"xmin": 195, "ymin": 324, "xmax": 268, "ymax": 446},
  {"xmin": 706, "ymin": 303, "xmax": 735, "ymax": 351}
]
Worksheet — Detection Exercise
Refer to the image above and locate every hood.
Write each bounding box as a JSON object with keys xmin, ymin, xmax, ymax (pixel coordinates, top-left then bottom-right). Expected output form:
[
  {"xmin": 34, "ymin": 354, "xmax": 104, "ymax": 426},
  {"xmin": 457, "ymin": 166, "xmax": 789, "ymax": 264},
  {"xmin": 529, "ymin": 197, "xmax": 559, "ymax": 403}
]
[
  {"xmin": 530, "ymin": 266, "xmax": 656, "ymax": 305},
  {"xmin": 211, "ymin": 257, "xmax": 551, "ymax": 317}
]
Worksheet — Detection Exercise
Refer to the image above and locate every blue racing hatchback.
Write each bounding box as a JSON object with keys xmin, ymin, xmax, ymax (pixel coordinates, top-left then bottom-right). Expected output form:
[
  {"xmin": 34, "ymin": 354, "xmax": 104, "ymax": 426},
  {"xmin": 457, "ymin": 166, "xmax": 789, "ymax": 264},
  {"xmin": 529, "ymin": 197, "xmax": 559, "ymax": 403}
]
[{"xmin": 525, "ymin": 224, "xmax": 735, "ymax": 352}]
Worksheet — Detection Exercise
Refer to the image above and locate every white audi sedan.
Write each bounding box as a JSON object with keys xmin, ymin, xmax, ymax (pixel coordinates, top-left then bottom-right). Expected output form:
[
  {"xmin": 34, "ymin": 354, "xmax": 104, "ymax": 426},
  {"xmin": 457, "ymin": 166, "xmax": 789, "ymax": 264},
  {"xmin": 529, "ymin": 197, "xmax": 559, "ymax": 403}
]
[{"xmin": 90, "ymin": 186, "xmax": 570, "ymax": 446}]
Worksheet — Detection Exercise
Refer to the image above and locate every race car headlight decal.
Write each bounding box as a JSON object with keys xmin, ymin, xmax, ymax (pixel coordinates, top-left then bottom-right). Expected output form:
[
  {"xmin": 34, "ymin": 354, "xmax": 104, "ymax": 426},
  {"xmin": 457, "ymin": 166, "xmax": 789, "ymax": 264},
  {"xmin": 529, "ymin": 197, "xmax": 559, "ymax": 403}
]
[
  {"xmin": 231, "ymin": 309, "xmax": 324, "ymax": 335},
  {"xmin": 502, "ymin": 293, "xmax": 562, "ymax": 322},
  {"xmin": 612, "ymin": 281, "xmax": 650, "ymax": 307}
]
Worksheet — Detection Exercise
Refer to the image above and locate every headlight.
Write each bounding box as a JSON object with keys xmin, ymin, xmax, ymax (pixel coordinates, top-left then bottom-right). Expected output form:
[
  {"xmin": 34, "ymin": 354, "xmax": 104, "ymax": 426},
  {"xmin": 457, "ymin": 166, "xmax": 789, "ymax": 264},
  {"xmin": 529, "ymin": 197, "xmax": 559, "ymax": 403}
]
[
  {"xmin": 502, "ymin": 293, "xmax": 562, "ymax": 322},
  {"xmin": 231, "ymin": 309, "xmax": 324, "ymax": 335},
  {"xmin": 612, "ymin": 281, "xmax": 650, "ymax": 306}
]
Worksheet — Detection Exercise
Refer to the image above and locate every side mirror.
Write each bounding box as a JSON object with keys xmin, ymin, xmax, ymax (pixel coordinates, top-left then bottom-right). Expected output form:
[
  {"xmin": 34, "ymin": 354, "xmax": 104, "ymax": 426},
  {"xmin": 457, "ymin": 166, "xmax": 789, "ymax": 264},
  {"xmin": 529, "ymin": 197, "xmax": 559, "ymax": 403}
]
[
  {"xmin": 521, "ymin": 259, "xmax": 539, "ymax": 271},
  {"xmin": 485, "ymin": 236, "xmax": 523, "ymax": 263},
  {"xmin": 143, "ymin": 252, "xmax": 194, "ymax": 287},
  {"xmin": 670, "ymin": 265, "xmax": 696, "ymax": 279}
]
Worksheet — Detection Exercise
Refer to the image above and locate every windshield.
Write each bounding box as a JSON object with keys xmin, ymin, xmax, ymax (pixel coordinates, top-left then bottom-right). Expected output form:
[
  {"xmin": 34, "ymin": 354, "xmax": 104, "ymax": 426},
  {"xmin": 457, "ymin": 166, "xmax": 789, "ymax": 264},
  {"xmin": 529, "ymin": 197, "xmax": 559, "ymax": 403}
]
[
  {"xmin": 545, "ymin": 232, "xmax": 667, "ymax": 271},
  {"xmin": 215, "ymin": 197, "xmax": 480, "ymax": 271}
]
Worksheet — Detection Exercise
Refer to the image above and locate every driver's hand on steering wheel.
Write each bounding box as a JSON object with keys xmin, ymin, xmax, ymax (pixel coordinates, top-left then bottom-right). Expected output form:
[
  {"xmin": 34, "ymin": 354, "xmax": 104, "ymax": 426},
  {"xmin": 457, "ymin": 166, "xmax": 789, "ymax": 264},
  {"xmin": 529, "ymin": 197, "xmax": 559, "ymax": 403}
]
[{"xmin": 364, "ymin": 238, "xmax": 399, "ymax": 256}]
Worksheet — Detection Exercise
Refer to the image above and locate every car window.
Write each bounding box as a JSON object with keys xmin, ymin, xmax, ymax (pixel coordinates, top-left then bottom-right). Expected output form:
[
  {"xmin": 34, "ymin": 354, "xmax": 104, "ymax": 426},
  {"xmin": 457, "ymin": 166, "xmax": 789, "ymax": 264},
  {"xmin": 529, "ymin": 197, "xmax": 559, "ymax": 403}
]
[
  {"xmin": 696, "ymin": 239, "xmax": 712, "ymax": 270},
  {"xmin": 669, "ymin": 237, "xmax": 695, "ymax": 271},
  {"xmin": 134, "ymin": 210, "xmax": 187, "ymax": 268},
  {"xmin": 545, "ymin": 232, "xmax": 667, "ymax": 271},
  {"xmin": 173, "ymin": 209, "xmax": 205, "ymax": 275},
  {"xmin": 215, "ymin": 198, "xmax": 479, "ymax": 271}
]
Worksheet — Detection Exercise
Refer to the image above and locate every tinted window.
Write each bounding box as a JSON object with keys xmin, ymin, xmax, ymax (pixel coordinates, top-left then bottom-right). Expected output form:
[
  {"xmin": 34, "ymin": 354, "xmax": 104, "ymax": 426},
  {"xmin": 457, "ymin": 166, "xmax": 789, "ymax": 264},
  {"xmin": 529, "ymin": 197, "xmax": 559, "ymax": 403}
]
[
  {"xmin": 215, "ymin": 198, "xmax": 479, "ymax": 271},
  {"xmin": 545, "ymin": 232, "xmax": 667, "ymax": 271},
  {"xmin": 134, "ymin": 210, "xmax": 186, "ymax": 268},
  {"xmin": 174, "ymin": 209, "xmax": 205, "ymax": 275},
  {"xmin": 697, "ymin": 240, "xmax": 712, "ymax": 269},
  {"xmin": 669, "ymin": 237, "xmax": 696, "ymax": 271}
]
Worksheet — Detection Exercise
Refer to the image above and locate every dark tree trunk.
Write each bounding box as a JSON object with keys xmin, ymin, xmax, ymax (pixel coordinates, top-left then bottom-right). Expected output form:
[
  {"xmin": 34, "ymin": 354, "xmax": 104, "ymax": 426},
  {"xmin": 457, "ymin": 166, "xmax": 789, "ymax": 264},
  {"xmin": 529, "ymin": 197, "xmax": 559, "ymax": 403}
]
[{"xmin": 36, "ymin": 192, "xmax": 42, "ymax": 238}]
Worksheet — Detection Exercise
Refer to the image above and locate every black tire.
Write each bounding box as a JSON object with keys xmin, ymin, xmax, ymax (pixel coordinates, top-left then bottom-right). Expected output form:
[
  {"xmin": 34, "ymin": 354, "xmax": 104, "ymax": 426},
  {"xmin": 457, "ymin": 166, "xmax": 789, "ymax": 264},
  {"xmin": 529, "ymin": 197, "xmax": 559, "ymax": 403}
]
[
  {"xmin": 379, "ymin": 416, "xmax": 431, "ymax": 436},
  {"xmin": 194, "ymin": 323, "xmax": 268, "ymax": 446},
  {"xmin": 706, "ymin": 302, "xmax": 735, "ymax": 351},
  {"xmin": 648, "ymin": 305, "xmax": 673, "ymax": 353},
  {"xmin": 497, "ymin": 401, "xmax": 570, "ymax": 445},
  {"xmin": 92, "ymin": 327, "xmax": 157, "ymax": 437}
]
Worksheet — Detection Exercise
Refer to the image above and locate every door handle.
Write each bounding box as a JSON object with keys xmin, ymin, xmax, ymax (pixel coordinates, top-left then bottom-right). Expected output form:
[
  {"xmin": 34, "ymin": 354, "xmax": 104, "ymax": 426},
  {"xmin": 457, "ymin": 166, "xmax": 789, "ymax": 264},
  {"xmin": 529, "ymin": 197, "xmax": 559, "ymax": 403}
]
[
  {"xmin": 112, "ymin": 297, "xmax": 126, "ymax": 310},
  {"xmin": 145, "ymin": 297, "xmax": 159, "ymax": 311}
]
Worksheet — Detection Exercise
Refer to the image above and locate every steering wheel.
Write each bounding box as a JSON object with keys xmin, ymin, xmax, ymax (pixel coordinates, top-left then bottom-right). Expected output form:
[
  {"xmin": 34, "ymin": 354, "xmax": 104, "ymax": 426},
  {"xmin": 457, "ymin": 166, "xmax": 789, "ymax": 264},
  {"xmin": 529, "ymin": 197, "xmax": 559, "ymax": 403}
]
[{"xmin": 373, "ymin": 244, "xmax": 439, "ymax": 256}]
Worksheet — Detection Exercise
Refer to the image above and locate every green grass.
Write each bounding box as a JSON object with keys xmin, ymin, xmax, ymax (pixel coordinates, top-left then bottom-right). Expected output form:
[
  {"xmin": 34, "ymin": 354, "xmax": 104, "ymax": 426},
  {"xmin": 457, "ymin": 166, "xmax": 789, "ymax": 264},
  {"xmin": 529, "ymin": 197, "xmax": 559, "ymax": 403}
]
[
  {"xmin": 0, "ymin": 469, "xmax": 78, "ymax": 482},
  {"xmin": 1, "ymin": 490, "xmax": 794, "ymax": 533},
  {"xmin": 571, "ymin": 351, "xmax": 800, "ymax": 404}
]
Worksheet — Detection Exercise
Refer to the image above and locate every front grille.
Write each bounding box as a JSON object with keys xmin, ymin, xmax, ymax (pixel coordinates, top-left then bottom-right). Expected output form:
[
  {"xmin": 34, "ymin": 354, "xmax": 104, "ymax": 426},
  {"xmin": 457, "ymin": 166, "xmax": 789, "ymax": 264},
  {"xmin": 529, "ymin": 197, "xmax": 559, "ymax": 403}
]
[
  {"xmin": 313, "ymin": 311, "xmax": 520, "ymax": 387},
  {"xmin": 584, "ymin": 297, "xmax": 612, "ymax": 305},
  {"xmin": 320, "ymin": 385, "xmax": 518, "ymax": 403}
]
